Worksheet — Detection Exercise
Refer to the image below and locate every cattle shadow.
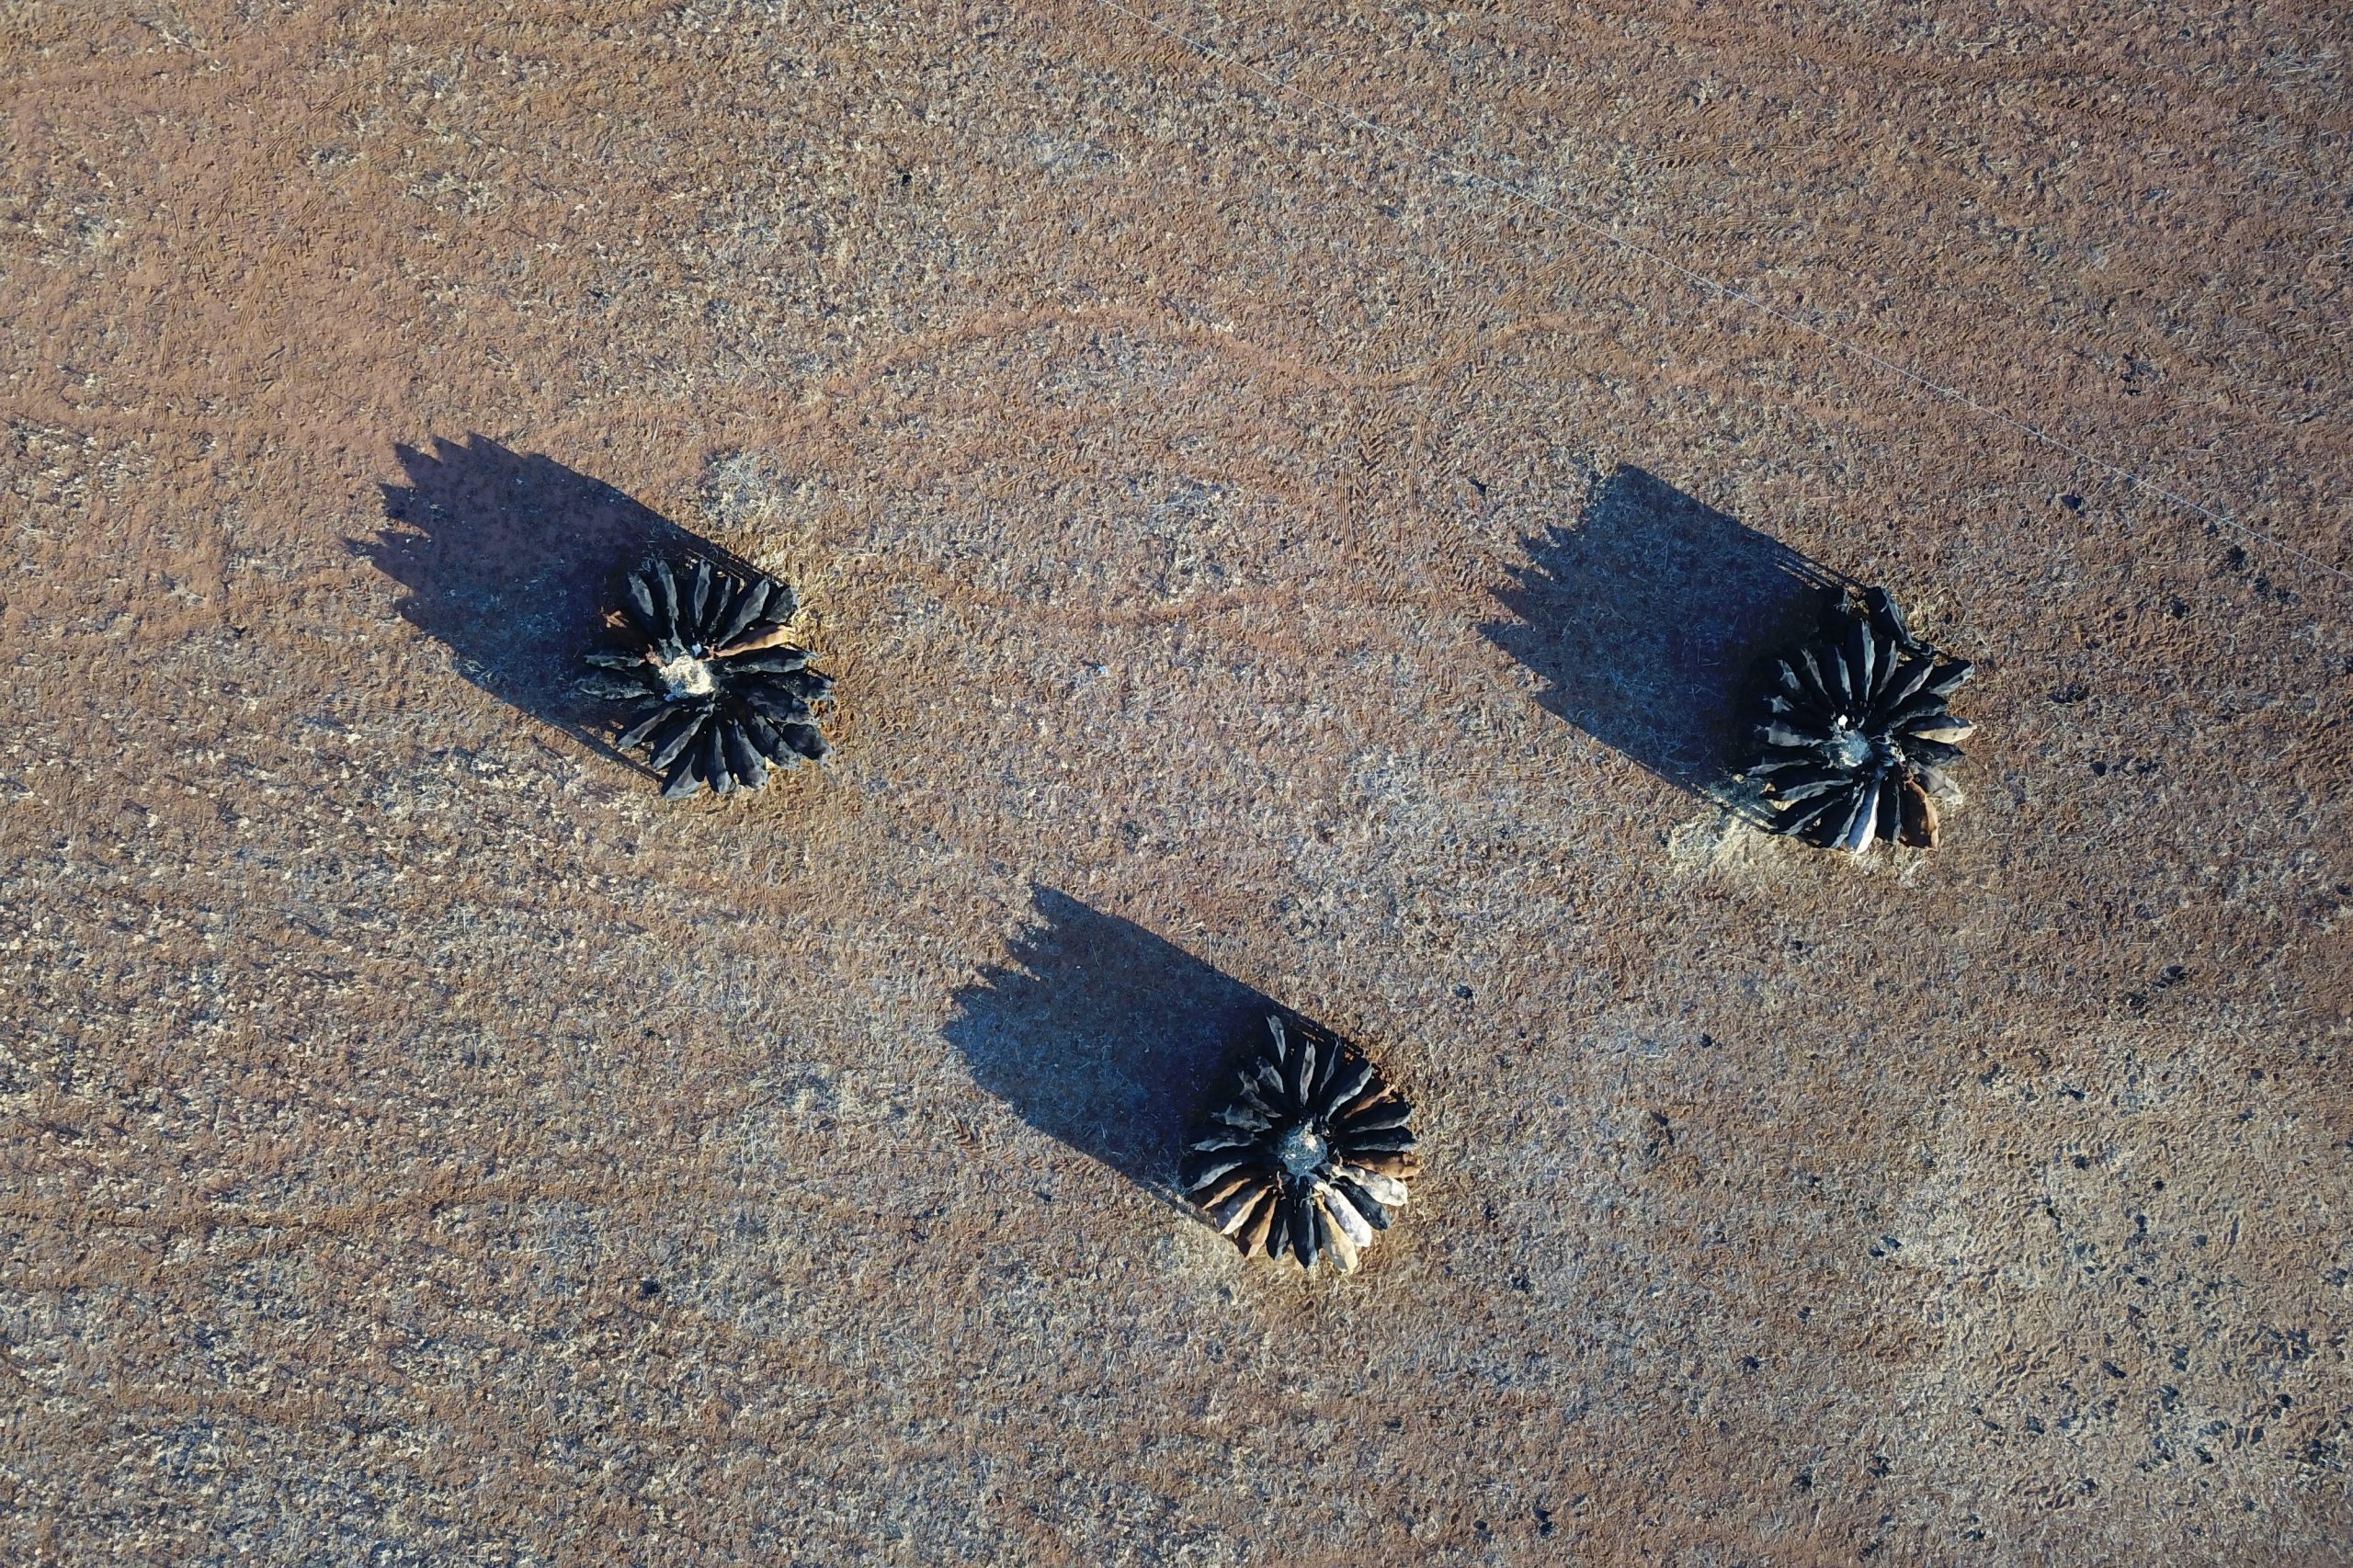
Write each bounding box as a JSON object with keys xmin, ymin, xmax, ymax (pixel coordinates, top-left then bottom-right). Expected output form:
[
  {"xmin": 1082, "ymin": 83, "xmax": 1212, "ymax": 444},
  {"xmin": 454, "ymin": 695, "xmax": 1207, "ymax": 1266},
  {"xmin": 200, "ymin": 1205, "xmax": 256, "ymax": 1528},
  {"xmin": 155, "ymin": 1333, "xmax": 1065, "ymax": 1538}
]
[
  {"xmin": 358, "ymin": 434, "xmax": 767, "ymax": 770},
  {"xmin": 1482, "ymin": 464, "xmax": 1846, "ymax": 818},
  {"xmin": 946, "ymin": 887, "xmax": 1310, "ymax": 1205}
]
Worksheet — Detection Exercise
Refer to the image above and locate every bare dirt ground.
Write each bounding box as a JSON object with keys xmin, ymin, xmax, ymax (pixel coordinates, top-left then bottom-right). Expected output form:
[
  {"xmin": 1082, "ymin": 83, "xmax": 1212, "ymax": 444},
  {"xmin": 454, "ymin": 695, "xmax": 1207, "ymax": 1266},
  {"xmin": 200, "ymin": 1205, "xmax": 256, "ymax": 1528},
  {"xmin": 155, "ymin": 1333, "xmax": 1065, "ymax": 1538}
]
[{"xmin": 4, "ymin": 2, "xmax": 2350, "ymax": 1562}]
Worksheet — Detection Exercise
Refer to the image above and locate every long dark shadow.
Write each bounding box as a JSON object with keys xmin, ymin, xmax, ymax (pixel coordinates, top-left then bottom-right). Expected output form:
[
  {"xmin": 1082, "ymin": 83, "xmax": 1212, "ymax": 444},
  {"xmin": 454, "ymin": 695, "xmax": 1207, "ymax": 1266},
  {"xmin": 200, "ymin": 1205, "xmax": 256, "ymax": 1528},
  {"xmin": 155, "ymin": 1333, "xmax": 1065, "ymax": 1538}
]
[
  {"xmin": 947, "ymin": 887, "xmax": 1308, "ymax": 1206},
  {"xmin": 358, "ymin": 433, "xmax": 765, "ymax": 770},
  {"xmin": 1482, "ymin": 463, "xmax": 1846, "ymax": 819}
]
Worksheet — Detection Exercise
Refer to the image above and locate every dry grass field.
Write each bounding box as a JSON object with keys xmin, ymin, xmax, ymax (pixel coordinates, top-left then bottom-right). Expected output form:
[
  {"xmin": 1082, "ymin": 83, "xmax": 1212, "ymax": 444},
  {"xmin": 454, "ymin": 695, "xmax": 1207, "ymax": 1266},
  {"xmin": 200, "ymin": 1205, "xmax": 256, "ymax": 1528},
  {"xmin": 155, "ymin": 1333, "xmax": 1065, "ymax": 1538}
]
[{"xmin": 4, "ymin": 2, "xmax": 2349, "ymax": 1562}]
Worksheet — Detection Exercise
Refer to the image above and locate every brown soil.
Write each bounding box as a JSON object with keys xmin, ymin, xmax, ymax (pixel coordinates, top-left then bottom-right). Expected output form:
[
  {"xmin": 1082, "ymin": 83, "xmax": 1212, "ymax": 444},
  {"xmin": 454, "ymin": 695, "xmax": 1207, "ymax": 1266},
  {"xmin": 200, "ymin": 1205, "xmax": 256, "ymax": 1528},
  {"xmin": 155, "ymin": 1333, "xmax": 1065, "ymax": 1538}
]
[{"xmin": 4, "ymin": 3, "xmax": 2349, "ymax": 1562}]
